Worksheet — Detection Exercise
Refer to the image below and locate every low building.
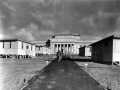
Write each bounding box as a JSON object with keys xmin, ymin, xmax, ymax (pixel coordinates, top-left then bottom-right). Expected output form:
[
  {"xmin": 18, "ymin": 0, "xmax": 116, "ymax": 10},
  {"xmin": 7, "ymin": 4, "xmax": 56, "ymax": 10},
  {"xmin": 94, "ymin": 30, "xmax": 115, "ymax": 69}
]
[
  {"xmin": 90, "ymin": 35, "xmax": 120, "ymax": 64},
  {"xmin": 35, "ymin": 45, "xmax": 51, "ymax": 55},
  {"xmin": 79, "ymin": 46, "xmax": 91, "ymax": 57},
  {"xmin": 31, "ymin": 41, "xmax": 50, "ymax": 55},
  {"xmin": 0, "ymin": 39, "xmax": 36, "ymax": 59},
  {"xmin": 35, "ymin": 46, "xmax": 44, "ymax": 56}
]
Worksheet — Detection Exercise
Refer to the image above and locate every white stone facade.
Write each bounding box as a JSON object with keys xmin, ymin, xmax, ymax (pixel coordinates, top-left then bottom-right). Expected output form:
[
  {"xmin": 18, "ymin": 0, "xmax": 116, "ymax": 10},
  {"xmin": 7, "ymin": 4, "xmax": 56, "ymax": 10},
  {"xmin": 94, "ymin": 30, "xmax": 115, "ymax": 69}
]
[{"xmin": 48, "ymin": 34, "xmax": 95, "ymax": 55}]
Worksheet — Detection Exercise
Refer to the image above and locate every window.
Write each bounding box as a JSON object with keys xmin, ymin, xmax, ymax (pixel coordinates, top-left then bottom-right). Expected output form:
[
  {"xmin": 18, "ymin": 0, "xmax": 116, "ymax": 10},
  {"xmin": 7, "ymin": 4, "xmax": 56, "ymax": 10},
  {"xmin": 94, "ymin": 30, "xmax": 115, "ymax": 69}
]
[
  {"xmin": 22, "ymin": 42, "xmax": 23, "ymax": 49},
  {"xmin": 94, "ymin": 46, "xmax": 97, "ymax": 54},
  {"xmin": 10, "ymin": 42, "xmax": 11, "ymax": 48},
  {"xmin": 31, "ymin": 45, "xmax": 32, "ymax": 50},
  {"xmin": 3, "ymin": 42, "xmax": 4, "ymax": 48},
  {"xmin": 105, "ymin": 41, "xmax": 108, "ymax": 53},
  {"xmin": 90, "ymin": 47, "xmax": 91, "ymax": 52},
  {"xmin": 39, "ymin": 47, "xmax": 40, "ymax": 50},
  {"xmin": 35, "ymin": 46, "xmax": 37, "ymax": 50},
  {"xmin": 26, "ymin": 45, "xmax": 29, "ymax": 49}
]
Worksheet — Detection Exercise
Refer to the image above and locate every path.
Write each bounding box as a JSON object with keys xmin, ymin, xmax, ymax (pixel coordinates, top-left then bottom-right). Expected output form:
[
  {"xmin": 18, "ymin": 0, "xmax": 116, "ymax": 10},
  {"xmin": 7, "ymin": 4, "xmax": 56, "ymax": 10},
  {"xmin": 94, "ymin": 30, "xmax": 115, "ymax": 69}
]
[{"xmin": 22, "ymin": 59, "xmax": 104, "ymax": 90}]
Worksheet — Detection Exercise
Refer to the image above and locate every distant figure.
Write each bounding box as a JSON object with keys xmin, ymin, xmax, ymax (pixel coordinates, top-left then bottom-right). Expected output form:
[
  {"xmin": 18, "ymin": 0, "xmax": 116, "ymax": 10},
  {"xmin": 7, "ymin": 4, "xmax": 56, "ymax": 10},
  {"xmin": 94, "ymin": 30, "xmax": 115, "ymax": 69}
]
[
  {"xmin": 61, "ymin": 49, "xmax": 64, "ymax": 58},
  {"xmin": 56, "ymin": 50, "xmax": 62, "ymax": 62},
  {"xmin": 64, "ymin": 51, "xmax": 68, "ymax": 58}
]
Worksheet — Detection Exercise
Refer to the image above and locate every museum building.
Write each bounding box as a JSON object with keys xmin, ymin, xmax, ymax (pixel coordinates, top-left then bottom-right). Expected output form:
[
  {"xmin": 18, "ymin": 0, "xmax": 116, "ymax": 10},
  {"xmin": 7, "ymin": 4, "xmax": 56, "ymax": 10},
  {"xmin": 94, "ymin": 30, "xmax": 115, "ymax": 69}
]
[{"xmin": 46, "ymin": 34, "xmax": 96, "ymax": 55}]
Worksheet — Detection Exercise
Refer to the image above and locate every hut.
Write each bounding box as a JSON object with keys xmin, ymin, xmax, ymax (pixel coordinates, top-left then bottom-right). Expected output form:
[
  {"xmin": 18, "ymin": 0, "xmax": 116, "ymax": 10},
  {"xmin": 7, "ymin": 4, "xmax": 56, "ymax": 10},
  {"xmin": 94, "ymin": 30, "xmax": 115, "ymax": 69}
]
[
  {"xmin": 79, "ymin": 46, "xmax": 91, "ymax": 57},
  {"xmin": 90, "ymin": 35, "xmax": 120, "ymax": 65},
  {"xmin": 0, "ymin": 39, "xmax": 36, "ymax": 59}
]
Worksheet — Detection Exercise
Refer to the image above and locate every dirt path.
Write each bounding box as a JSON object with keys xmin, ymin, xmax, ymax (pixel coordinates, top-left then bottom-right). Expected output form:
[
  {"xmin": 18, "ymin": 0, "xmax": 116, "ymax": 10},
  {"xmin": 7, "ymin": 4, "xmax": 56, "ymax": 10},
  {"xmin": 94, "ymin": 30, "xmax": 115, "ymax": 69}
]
[{"xmin": 22, "ymin": 59, "xmax": 104, "ymax": 90}]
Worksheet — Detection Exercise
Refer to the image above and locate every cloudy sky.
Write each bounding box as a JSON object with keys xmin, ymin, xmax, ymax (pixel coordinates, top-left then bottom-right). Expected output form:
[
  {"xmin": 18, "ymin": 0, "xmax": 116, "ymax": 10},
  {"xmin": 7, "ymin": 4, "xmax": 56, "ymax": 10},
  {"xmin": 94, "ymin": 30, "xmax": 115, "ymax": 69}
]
[{"xmin": 0, "ymin": 0, "xmax": 120, "ymax": 41}]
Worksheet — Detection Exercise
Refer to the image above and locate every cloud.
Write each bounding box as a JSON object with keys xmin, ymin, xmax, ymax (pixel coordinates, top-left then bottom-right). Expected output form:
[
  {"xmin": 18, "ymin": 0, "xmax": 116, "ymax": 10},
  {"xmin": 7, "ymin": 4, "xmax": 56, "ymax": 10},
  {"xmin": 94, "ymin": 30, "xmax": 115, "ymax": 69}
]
[
  {"xmin": 79, "ymin": 15, "xmax": 96, "ymax": 27},
  {"xmin": 108, "ymin": 30, "xmax": 120, "ymax": 36},
  {"xmin": 78, "ymin": 9, "xmax": 119, "ymax": 36},
  {"xmin": 14, "ymin": 23, "xmax": 38, "ymax": 40},
  {"xmin": 38, "ymin": 30, "xmax": 54, "ymax": 36},
  {"xmin": 12, "ymin": 23, "xmax": 70, "ymax": 41},
  {"xmin": 15, "ymin": 28, "xmax": 35, "ymax": 40},
  {"xmin": 1, "ymin": 0, "xmax": 120, "ymax": 40},
  {"xmin": 81, "ymin": 35, "xmax": 102, "ymax": 40},
  {"xmin": 0, "ymin": 11, "xmax": 4, "ymax": 39},
  {"xmin": 107, "ymin": 16, "xmax": 120, "ymax": 36},
  {"xmin": 31, "ymin": 12, "xmax": 55, "ymax": 28},
  {"xmin": 2, "ymin": 1, "xmax": 16, "ymax": 11},
  {"xmin": 12, "ymin": 23, "xmax": 55, "ymax": 40}
]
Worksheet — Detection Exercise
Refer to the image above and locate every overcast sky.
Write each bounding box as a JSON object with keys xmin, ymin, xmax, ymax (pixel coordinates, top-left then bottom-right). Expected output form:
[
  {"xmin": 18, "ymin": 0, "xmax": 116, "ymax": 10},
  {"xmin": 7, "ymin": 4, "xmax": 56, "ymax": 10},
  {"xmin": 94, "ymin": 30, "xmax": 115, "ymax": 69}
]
[{"xmin": 0, "ymin": 0, "xmax": 120, "ymax": 41}]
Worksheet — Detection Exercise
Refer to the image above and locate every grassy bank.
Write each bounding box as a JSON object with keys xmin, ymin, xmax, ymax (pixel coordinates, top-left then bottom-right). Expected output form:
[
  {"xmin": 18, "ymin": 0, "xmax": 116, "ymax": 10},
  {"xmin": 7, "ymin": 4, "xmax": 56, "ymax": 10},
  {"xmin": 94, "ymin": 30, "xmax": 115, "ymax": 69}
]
[
  {"xmin": 0, "ymin": 55, "xmax": 54, "ymax": 90},
  {"xmin": 76, "ymin": 62, "xmax": 120, "ymax": 90}
]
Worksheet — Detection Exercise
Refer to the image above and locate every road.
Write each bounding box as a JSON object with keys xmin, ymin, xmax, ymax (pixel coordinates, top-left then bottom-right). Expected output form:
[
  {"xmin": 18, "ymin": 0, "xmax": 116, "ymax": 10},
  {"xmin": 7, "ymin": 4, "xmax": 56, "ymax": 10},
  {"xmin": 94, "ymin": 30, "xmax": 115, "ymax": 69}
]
[{"xmin": 23, "ymin": 58, "xmax": 104, "ymax": 90}]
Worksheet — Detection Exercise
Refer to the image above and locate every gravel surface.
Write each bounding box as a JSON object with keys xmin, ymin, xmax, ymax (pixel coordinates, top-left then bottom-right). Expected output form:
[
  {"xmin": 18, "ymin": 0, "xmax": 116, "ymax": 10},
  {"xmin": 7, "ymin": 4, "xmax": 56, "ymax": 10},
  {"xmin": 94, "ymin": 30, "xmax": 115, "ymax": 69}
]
[{"xmin": 76, "ymin": 62, "xmax": 120, "ymax": 90}]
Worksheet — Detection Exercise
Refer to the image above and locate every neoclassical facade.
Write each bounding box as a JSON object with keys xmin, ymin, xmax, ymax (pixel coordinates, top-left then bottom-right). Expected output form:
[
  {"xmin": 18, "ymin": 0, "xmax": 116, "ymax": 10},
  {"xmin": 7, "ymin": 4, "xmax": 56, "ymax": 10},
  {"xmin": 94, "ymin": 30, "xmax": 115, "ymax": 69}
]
[{"xmin": 48, "ymin": 34, "xmax": 96, "ymax": 55}]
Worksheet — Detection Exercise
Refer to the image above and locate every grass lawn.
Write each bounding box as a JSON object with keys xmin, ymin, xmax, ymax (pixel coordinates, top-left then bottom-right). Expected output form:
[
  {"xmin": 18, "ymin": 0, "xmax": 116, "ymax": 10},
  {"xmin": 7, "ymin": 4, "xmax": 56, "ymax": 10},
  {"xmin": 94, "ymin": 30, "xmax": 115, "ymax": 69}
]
[
  {"xmin": 76, "ymin": 61, "xmax": 120, "ymax": 90},
  {"xmin": 0, "ymin": 55, "xmax": 54, "ymax": 90}
]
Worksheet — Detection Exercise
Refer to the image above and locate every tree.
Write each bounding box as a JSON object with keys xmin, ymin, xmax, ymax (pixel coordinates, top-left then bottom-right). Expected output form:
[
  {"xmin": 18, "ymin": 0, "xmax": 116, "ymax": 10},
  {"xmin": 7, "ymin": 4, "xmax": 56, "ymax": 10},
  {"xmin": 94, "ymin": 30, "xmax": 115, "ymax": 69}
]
[{"xmin": 46, "ymin": 39, "xmax": 51, "ymax": 47}]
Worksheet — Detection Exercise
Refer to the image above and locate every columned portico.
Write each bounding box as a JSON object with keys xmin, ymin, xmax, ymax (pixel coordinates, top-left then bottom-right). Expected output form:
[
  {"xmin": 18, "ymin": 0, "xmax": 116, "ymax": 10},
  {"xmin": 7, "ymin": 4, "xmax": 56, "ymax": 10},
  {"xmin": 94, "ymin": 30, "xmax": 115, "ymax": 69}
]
[
  {"xmin": 53, "ymin": 43, "xmax": 77, "ymax": 54},
  {"xmin": 52, "ymin": 43, "xmax": 75, "ymax": 54},
  {"xmin": 49, "ymin": 34, "xmax": 93, "ymax": 55}
]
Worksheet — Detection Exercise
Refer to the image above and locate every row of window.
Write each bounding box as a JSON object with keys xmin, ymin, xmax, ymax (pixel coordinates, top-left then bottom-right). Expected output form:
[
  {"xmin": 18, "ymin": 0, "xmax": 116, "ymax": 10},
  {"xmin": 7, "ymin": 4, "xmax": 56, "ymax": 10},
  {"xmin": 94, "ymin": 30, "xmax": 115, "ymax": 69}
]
[
  {"xmin": 2, "ymin": 42, "xmax": 35, "ymax": 50},
  {"xmin": 21, "ymin": 43, "xmax": 34, "ymax": 50},
  {"xmin": 2, "ymin": 42, "xmax": 11, "ymax": 48},
  {"xmin": 36, "ymin": 46, "xmax": 41, "ymax": 50},
  {"xmin": 54, "ymin": 44, "xmax": 74, "ymax": 47},
  {"xmin": 21, "ymin": 43, "xmax": 35, "ymax": 50}
]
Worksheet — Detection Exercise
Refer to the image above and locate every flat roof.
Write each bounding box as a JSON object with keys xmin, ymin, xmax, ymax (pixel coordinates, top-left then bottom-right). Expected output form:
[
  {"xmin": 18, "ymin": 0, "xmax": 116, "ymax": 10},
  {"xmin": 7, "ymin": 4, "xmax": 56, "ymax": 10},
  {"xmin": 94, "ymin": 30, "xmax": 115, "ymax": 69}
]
[
  {"xmin": 50, "ymin": 34, "xmax": 80, "ymax": 38},
  {"xmin": 0, "ymin": 38, "xmax": 36, "ymax": 46},
  {"xmin": 90, "ymin": 35, "xmax": 120, "ymax": 46}
]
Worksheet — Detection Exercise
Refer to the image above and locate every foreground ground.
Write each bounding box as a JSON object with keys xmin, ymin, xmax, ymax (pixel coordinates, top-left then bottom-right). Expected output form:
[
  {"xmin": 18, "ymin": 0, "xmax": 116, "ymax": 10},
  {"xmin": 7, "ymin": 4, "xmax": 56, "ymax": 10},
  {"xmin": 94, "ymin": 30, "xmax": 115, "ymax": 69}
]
[
  {"xmin": 0, "ymin": 55, "xmax": 54, "ymax": 90},
  {"xmin": 76, "ymin": 61, "xmax": 120, "ymax": 90},
  {"xmin": 0, "ymin": 55, "xmax": 120, "ymax": 90},
  {"xmin": 23, "ymin": 59, "xmax": 103, "ymax": 90}
]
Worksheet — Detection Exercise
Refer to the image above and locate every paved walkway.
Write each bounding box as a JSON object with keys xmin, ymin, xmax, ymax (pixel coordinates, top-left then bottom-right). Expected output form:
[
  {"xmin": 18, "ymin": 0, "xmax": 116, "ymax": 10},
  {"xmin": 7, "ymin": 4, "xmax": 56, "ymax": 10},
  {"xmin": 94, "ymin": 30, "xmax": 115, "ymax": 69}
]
[{"xmin": 23, "ymin": 59, "xmax": 104, "ymax": 90}]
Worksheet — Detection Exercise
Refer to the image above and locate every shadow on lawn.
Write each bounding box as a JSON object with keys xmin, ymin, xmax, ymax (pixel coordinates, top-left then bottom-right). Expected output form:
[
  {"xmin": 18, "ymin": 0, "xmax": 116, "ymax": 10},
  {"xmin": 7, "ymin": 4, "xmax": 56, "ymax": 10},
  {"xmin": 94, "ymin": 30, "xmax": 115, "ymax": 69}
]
[{"xmin": 67, "ymin": 57, "xmax": 92, "ymax": 62}]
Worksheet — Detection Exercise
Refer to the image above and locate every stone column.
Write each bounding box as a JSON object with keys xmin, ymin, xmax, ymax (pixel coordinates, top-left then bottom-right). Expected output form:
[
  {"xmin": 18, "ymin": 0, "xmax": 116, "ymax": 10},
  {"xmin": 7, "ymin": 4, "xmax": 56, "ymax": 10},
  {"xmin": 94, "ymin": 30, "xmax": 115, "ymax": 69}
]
[
  {"xmin": 55, "ymin": 44, "xmax": 57, "ymax": 54},
  {"xmin": 60, "ymin": 44, "xmax": 61, "ymax": 51},
  {"xmin": 70, "ymin": 44, "xmax": 72, "ymax": 54},
  {"xmin": 68, "ymin": 44, "xmax": 70, "ymax": 53},
  {"xmin": 56, "ymin": 44, "xmax": 58, "ymax": 52},
  {"xmin": 58, "ymin": 44, "xmax": 59, "ymax": 51},
  {"xmin": 54, "ymin": 44, "xmax": 56, "ymax": 54},
  {"xmin": 72, "ymin": 44, "xmax": 74, "ymax": 54},
  {"xmin": 65, "ymin": 44, "xmax": 66, "ymax": 52},
  {"xmin": 73, "ymin": 44, "xmax": 75, "ymax": 54},
  {"xmin": 67, "ymin": 44, "xmax": 68, "ymax": 53},
  {"xmin": 53, "ymin": 44, "xmax": 55, "ymax": 54},
  {"xmin": 63, "ymin": 44, "xmax": 65, "ymax": 53}
]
